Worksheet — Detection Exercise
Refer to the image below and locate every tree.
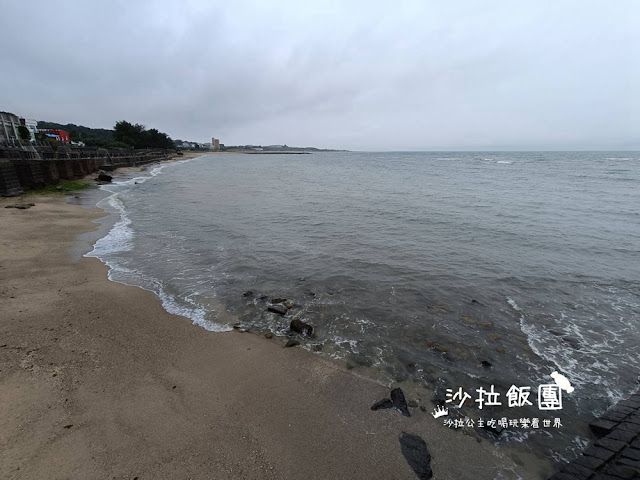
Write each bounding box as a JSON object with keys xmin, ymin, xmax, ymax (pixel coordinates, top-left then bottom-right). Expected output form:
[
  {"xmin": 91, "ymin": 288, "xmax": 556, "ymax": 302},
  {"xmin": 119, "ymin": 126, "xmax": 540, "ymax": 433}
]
[
  {"xmin": 113, "ymin": 120, "xmax": 145, "ymax": 148},
  {"xmin": 113, "ymin": 121, "xmax": 173, "ymax": 149},
  {"xmin": 18, "ymin": 125, "xmax": 31, "ymax": 142}
]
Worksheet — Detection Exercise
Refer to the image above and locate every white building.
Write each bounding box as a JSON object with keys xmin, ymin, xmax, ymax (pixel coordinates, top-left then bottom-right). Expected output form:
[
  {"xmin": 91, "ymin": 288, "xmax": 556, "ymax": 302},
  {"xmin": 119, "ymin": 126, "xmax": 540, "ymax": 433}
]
[{"xmin": 22, "ymin": 119, "xmax": 38, "ymax": 143}]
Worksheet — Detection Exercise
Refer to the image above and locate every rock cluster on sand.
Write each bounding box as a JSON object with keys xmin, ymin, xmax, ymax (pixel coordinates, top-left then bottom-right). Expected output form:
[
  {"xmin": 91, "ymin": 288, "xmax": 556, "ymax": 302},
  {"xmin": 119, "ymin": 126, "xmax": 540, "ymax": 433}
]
[
  {"xmin": 241, "ymin": 292, "xmax": 317, "ymax": 348},
  {"xmin": 370, "ymin": 389, "xmax": 432, "ymax": 478},
  {"xmin": 371, "ymin": 387, "xmax": 411, "ymax": 417}
]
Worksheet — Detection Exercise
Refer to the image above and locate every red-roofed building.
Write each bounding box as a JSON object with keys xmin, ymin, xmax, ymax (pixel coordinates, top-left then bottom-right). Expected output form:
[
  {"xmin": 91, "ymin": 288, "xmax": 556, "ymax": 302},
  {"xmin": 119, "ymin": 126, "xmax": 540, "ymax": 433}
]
[{"xmin": 40, "ymin": 129, "xmax": 70, "ymax": 143}]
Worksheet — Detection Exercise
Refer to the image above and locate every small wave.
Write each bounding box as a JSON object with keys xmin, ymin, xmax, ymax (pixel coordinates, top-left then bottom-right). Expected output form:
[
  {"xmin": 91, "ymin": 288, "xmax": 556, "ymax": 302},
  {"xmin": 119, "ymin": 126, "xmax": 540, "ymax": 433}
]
[
  {"xmin": 157, "ymin": 288, "xmax": 231, "ymax": 333},
  {"xmin": 87, "ymin": 194, "xmax": 133, "ymax": 256},
  {"xmin": 85, "ymin": 156, "xmax": 232, "ymax": 332},
  {"xmin": 509, "ymin": 297, "xmax": 575, "ymax": 382},
  {"xmin": 496, "ymin": 160, "xmax": 512, "ymax": 164}
]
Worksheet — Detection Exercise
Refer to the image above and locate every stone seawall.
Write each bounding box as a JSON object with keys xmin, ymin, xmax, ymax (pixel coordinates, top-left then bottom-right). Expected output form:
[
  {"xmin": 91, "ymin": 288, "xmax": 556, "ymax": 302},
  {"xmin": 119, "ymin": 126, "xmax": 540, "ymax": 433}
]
[
  {"xmin": 0, "ymin": 150, "xmax": 169, "ymax": 196},
  {"xmin": 549, "ymin": 388, "xmax": 640, "ymax": 479}
]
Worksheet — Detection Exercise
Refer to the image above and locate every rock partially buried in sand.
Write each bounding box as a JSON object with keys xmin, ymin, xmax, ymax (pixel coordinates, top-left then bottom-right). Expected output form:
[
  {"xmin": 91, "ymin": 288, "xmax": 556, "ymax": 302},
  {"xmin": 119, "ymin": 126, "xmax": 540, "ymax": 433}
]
[
  {"xmin": 5, "ymin": 203, "xmax": 35, "ymax": 209},
  {"xmin": 399, "ymin": 432, "xmax": 432, "ymax": 479},
  {"xmin": 371, "ymin": 398, "xmax": 393, "ymax": 410},
  {"xmin": 271, "ymin": 297, "xmax": 287, "ymax": 304},
  {"xmin": 242, "ymin": 290, "xmax": 254, "ymax": 297},
  {"xmin": 285, "ymin": 339, "xmax": 300, "ymax": 348},
  {"xmin": 264, "ymin": 332, "xmax": 273, "ymax": 339},
  {"xmin": 267, "ymin": 304, "xmax": 288, "ymax": 315},
  {"xmin": 391, "ymin": 387, "xmax": 411, "ymax": 417},
  {"xmin": 290, "ymin": 319, "xmax": 313, "ymax": 337}
]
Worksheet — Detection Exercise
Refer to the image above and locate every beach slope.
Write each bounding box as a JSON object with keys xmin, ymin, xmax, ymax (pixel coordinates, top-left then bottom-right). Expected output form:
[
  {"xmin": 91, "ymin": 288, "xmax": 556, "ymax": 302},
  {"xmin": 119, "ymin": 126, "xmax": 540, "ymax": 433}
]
[{"xmin": 0, "ymin": 195, "xmax": 534, "ymax": 479}]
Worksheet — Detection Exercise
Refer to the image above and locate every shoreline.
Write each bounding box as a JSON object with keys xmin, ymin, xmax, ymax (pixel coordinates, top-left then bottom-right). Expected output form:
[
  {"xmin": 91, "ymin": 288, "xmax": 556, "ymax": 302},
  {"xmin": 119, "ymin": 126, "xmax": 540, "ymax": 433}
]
[{"xmin": 0, "ymin": 163, "xmax": 549, "ymax": 478}]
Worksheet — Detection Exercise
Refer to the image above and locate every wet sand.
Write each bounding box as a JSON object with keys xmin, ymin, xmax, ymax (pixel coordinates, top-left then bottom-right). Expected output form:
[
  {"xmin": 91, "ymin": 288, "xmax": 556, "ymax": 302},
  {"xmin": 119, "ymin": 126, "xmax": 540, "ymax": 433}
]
[{"xmin": 0, "ymin": 186, "xmax": 548, "ymax": 479}]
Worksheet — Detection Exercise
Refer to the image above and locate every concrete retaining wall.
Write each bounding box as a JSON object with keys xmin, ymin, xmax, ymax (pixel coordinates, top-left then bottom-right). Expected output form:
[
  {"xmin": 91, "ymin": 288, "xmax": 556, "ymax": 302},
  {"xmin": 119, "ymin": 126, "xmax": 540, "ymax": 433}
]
[{"xmin": 0, "ymin": 149, "xmax": 169, "ymax": 197}]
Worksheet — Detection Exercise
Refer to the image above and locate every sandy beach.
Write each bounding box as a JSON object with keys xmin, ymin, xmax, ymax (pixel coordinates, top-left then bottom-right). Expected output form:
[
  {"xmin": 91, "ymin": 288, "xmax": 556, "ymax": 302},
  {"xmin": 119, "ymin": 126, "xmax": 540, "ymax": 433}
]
[{"xmin": 0, "ymin": 171, "xmax": 548, "ymax": 479}]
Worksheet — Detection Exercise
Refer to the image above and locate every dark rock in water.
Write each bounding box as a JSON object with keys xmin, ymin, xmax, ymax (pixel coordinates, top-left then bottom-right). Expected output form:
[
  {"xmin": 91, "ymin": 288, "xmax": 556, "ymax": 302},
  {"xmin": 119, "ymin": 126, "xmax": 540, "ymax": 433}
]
[
  {"xmin": 264, "ymin": 332, "xmax": 273, "ymax": 339},
  {"xmin": 480, "ymin": 360, "xmax": 492, "ymax": 368},
  {"xmin": 393, "ymin": 371, "xmax": 409, "ymax": 383},
  {"xmin": 396, "ymin": 349, "xmax": 416, "ymax": 371},
  {"xmin": 431, "ymin": 378, "xmax": 451, "ymax": 406},
  {"xmin": 347, "ymin": 353, "xmax": 373, "ymax": 368},
  {"xmin": 483, "ymin": 423, "xmax": 504, "ymax": 436},
  {"xmin": 290, "ymin": 319, "xmax": 313, "ymax": 337},
  {"xmin": 271, "ymin": 297, "xmax": 287, "ymax": 304},
  {"xmin": 312, "ymin": 344, "xmax": 323, "ymax": 352},
  {"xmin": 284, "ymin": 302, "xmax": 294, "ymax": 309},
  {"xmin": 548, "ymin": 329, "xmax": 581, "ymax": 349},
  {"xmin": 97, "ymin": 172, "xmax": 112, "ymax": 183},
  {"xmin": 259, "ymin": 295, "xmax": 268, "ymax": 301},
  {"xmin": 471, "ymin": 299, "xmax": 484, "ymax": 306},
  {"xmin": 371, "ymin": 398, "xmax": 393, "ymax": 410},
  {"xmin": 242, "ymin": 290, "xmax": 254, "ymax": 297},
  {"xmin": 305, "ymin": 290, "xmax": 316, "ymax": 298},
  {"xmin": 561, "ymin": 336, "xmax": 581, "ymax": 350},
  {"xmin": 445, "ymin": 407, "xmax": 463, "ymax": 423},
  {"xmin": 285, "ymin": 339, "xmax": 300, "ymax": 348},
  {"xmin": 399, "ymin": 432, "xmax": 432, "ymax": 479},
  {"xmin": 268, "ymin": 304, "xmax": 288, "ymax": 315},
  {"xmin": 391, "ymin": 388, "xmax": 411, "ymax": 417}
]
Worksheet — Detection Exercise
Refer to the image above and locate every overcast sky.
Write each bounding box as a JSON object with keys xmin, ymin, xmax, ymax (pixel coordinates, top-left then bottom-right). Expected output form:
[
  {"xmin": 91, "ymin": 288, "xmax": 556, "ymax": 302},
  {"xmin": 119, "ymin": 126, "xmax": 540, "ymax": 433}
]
[{"xmin": 1, "ymin": 1, "xmax": 637, "ymax": 150}]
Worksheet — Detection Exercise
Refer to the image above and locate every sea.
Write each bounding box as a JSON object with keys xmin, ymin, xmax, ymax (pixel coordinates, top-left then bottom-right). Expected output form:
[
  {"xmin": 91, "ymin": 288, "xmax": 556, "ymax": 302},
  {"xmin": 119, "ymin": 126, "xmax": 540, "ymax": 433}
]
[{"xmin": 85, "ymin": 151, "xmax": 640, "ymax": 464}]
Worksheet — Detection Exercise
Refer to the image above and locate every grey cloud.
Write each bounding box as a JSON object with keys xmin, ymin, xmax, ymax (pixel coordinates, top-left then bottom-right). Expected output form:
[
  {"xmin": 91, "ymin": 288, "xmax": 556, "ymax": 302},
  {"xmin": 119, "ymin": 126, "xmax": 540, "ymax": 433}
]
[{"xmin": 1, "ymin": 0, "xmax": 637, "ymax": 150}]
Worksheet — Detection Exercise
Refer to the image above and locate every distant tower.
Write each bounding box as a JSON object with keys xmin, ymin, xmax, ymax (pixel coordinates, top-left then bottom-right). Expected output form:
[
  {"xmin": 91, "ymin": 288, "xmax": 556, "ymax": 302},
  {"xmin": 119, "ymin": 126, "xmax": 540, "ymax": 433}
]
[{"xmin": 212, "ymin": 138, "xmax": 220, "ymax": 151}]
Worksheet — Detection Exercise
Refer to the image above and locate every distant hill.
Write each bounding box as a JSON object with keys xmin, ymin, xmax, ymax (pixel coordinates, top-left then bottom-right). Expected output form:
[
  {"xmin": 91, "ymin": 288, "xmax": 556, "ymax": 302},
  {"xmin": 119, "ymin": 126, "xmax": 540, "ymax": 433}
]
[{"xmin": 222, "ymin": 144, "xmax": 347, "ymax": 152}]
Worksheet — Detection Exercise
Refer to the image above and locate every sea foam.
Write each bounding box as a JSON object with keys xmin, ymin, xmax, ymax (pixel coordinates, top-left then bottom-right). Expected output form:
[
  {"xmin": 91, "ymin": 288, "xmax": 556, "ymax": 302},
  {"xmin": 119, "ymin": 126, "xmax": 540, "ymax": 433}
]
[{"xmin": 85, "ymin": 157, "xmax": 232, "ymax": 332}]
